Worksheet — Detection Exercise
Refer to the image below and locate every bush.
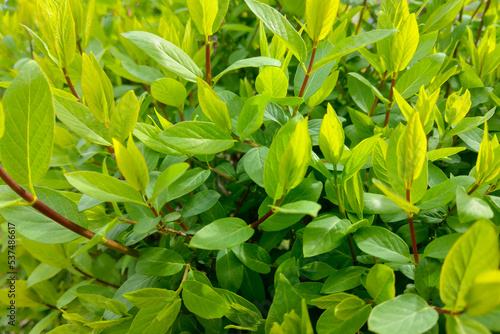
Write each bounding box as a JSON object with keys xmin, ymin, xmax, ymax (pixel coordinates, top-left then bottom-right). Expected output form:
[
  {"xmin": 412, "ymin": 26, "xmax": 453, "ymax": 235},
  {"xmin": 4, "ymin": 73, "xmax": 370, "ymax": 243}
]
[{"xmin": 0, "ymin": 0, "xmax": 500, "ymax": 333}]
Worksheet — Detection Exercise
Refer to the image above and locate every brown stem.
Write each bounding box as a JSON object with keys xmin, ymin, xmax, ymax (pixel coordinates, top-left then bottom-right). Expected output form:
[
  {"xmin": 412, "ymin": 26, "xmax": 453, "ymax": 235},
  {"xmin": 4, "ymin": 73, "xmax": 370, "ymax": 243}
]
[
  {"xmin": 205, "ymin": 37, "xmax": 211, "ymax": 84},
  {"xmin": 233, "ymin": 187, "xmax": 251, "ymax": 217},
  {"xmin": 178, "ymin": 106, "xmax": 184, "ymax": 122},
  {"xmin": 72, "ymin": 265, "xmax": 120, "ymax": 288},
  {"xmin": 369, "ymin": 71, "xmax": 387, "ymax": 117},
  {"xmin": 77, "ymin": 39, "xmax": 83, "ymax": 55},
  {"xmin": 0, "ymin": 166, "xmax": 139, "ymax": 258},
  {"xmin": 432, "ymin": 306, "xmax": 466, "ymax": 315},
  {"xmin": 157, "ymin": 225, "xmax": 190, "ymax": 238},
  {"xmin": 231, "ymin": 133, "xmax": 259, "ymax": 147},
  {"xmin": 189, "ymin": 157, "xmax": 238, "ymax": 182},
  {"xmin": 471, "ymin": 0, "xmax": 485, "ymax": 19},
  {"xmin": 355, "ymin": 0, "xmax": 368, "ymax": 35},
  {"xmin": 181, "ymin": 258, "xmax": 195, "ymax": 284},
  {"xmin": 383, "ymin": 76, "xmax": 396, "ymax": 127},
  {"xmin": 144, "ymin": 195, "xmax": 160, "ymax": 218},
  {"xmin": 164, "ymin": 203, "xmax": 189, "ymax": 231},
  {"xmin": 406, "ymin": 188, "xmax": 419, "ymax": 264},
  {"xmin": 347, "ymin": 235, "xmax": 358, "ymax": 266},
  {"xmin": 249, "ymin": 196, "xmax": 284, "ymax": 228},
  {"xmin": 62, "ymin": 68, "xmax": 80, "ymax": 102},
  {"xmin": 475, "ymin": 0, "xmax": 492, "ymax": 46},
  {"xmin": 293, "ymin": 44, "xmax": 318, "ymax": 117}
]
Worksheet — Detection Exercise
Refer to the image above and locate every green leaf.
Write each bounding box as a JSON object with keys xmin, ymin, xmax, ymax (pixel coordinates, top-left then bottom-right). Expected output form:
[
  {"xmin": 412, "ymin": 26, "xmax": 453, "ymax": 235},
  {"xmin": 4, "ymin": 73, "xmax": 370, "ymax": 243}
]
[
  {"xmin": 445, "ymin": 315, "xmax": 491, "ymax": 334},
  {"xmin": 414, "ymin": 257, "xmax": 441, "ymax": 301},
  {"xmin": 157, "ymin": 167, "xmax": 211, "ymax": 205},
  {"xmin": 129, "ymin": 298, "xmax": 181, "ymax": 334},
  {"xmin": 243, "ymin": 146, "xmax": 268, "ymax": 187},
  {"xmin": 54, "ymin": 95, "xmax": 110, "ymax": 146},
  {"xmin": 394, "ymin": 53, "xmax": 445, "ymax": 99},
  {"xmin": 366, "ymin": 264, "xmax": 395, "ymax": 304},
  {"xmin": 109, "ymin": 90, "xmax": 140, "ymax": 143},
  {"xmin": 232, "ymin": 243, "xmax": 271, "ymax": 274},
  {"xmin": 271, "ymin": 200, "xmax": 321, "ymax": 217},
  {"xmin": 427, "ymin": 147, "xmax": 466, "ymax": 161},
  {"xmin": 113, "ymin": 136, "xmax": 149, "ymax": 193},
  {"xmin": 391, "ymin": 13, "xmax": 419, "ymax": 72},
  {"xmin": 255, "ymin": 67, "xmax": 288, "ymax": 98},
  {"xmin": 417, "ymin": 176, "xmax": 475, "ymax": 210},
  {"xmin": 56, "ymin": 0, "xmax": 76, "ymax": 69},
  {"xmin": 216, "ymin": 249, "xmax": 244, "ymax": 292},
  {"xmin": 74, "ymin": 291, "xmax": 129, "ymax": 316},
  {"xmin": 197, "ymin": 77, "xmax": 232, "ymax": 131},
  {"xmin": 465, "ymin": 270, "xmax": 500, "ymax": 316},
  {"xmin": 151, "ymin": 78, "xmax": 187, "ymax": 107},
  {"xmin": 0, "ymin": 61, "xmax": 54, "ymax": 187},
  {"xmin": 397, "ymin": 112, "xmax": 427, "ymax": 188},
  {"xmin": 123, "ymin": 288, "xmax": 176, "ymax": 309},
  {"xmin": 316, "ymin": 305, "xmax": 371, "ymax": 334},
  {"xmin": 266, "ymin": 274, "xmax": 304, "ymax": 334},
  {"xmin": 245, "ymin": 0, "xmax": 307, "ymax": 62},
  {"xmin": 353, "ymin": 226, "xmax": 411, "ymax": 263},
  {"xmin": 135, "ymin": 248, "xmax": 185, "ymax": 276},
  {"xmin": 319, "ymin": 104, "xmax": 344, "ymax": 166},
  {"xmin": 151, "ymin": 162, "xmax": 190, "ymax": 200},
  {"xmin": 182, "ymin": 190, "xmax": 221, "ymax": 218},
  {"xmin": 440, "ymin": 220, "xmax": 499, "ymax": 312},
  {"xmin": 212, "ymin": 57, "xmax": 281, "ymax": 84},
  {"xmin": 341, "ymin": 134, "xmax": 380, "ymax": 183},
  {"xmin": 190, "ymin": 217, "xmax": 254, "ymax": 250},
  {"xmin": 65, "ymin": 171, "xmax": 145, "ymax": 205},
  {"xmin": 182, "ymin": 280, "xmax": 230, "ymax": 319},
  {"xmin": 456, "ymin": 186, "xmax": 494, "ymax": 223},
  {"xmin": 321, "ymin": 267, "xmax": 367, "ymax": 294},
  {"xmin": 158, "ymin": 121, "xmax": 234, "ymax": 155},
  {"xmin": 313, "ymin": 29, "xmax": 397, "ymax": 71},
  {"xmin": 187, "ymin": 0, "xmax": 219, "ymax": 36},
  {"xmin": 27, "ymin": 263, "xmax": 61, "ymax": 287},
  {"xmin": 423, "ymin": 233, "xmax": 461, "ymax": 260},
  {"xmin": 237, "ymin": 94, "xmax": 270, "ymax": 140},
  {"xmin": 303, "ymin": 215, "xmax": 350, "ymax": 257},
  {"xmin": 368, "ymin": 294, "xmax": 438, "ymax": 334},
  {"xmin": 422, "ymin": 0, "xmax": 464, "ymax": 33},
  {"xmin": 122, "ymin": 31, "xmax": 203, "ymax": 82}
]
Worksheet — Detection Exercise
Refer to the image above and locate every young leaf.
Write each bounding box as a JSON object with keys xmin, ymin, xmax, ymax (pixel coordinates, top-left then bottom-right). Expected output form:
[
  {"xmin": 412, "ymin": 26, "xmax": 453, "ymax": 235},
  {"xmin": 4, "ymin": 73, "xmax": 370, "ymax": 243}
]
[
  {"xmin": 109, "ymin": 90, "xmax": 140, "ymax": 143},
  {"xmin": 391, "ymin": 13, "xmax": 419, "ymax": 72},
  {"xmin": 56, "ymin": 0, "xmax": 76, "ymax": 69},
  {"xmin": 190, "ymin": 218, "xmax": 254, "ymax": 250},
  {"xmin": 279, "ymin": 118, "xmax": 312, "ymax": 196},
  {"xmin": 255, "ymin": 67, "xmax": 288, "ymax": 98},
  {"xmin": 366, "ymin": 264, "xmax": 395, "ymax": 304},
  {"xmin": 196, "ymin": 77, "xmax": 232, "ymax": 131},
  {"xmin": 319, "ymin": 104, "xmax": 344, "ymax": 166},
  {"xmin": 113, "ymin": 136, "xmax": 149, "ymax": 194},
  {"xmin": 271, "ymin": 200, "xmax": 321, "ymax": 217},
  {"xmin": 305, "ymin": 0, "xmax": 339, "ymax": 43},
  {"xmin": 341, "ymin": 134, "xmax": 380, "ymax": 183},
  {"xmin": 465, "ymin": 270, "xmax": 500, "ymax": 316},
  {"xmin": 187, "ymin": 0, "xmax": 219, "ymax": 37},
  {"xmin": 0, "ymin": 61, "xmax": 54, "ymax": 188},
  {"xmin": 151, "ymin": 78, "xmax": 187, "ymax": 108}
]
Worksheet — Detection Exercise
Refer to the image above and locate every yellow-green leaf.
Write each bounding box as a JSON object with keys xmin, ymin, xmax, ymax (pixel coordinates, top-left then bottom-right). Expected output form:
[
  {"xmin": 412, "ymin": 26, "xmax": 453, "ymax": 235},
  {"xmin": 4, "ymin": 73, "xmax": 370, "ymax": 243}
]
[
  {"xmin": 440, "ymin": 219, "xmax": 500, "ymax": 312},
  {"xmin": 0, "ymin": 101, "xmax": 4, "ymax": 140},
  {"xmin": 306, "ymin": 0, "xmax": 339, "ymax": 43},
  {"xmin": 465, "ymin": 270, "xmax": 500, "ymax": 316},
  {"xmin": 255, "ymin": 66, "xmax": 288, "ymax": 98},
  {"xmin": 392, "ymin": 88, "xmax": 413, "ymax": 121},
  {"xmin": 445, "ymin": 90, "xmax": 472, "ymax": 126},
  {"xmin": 373, "ymin": 179, "xmax": 419, "ymax": 214},
  {"xmin": 113, "ymin": 136, "xmax": 149, "ymax": 194},
  {"xmin": 476, "ymin": 121, "xmax": 492, "ymax": 183},
  {"xmin": 56, "ymin": 0, "xmax": 76, "ymax": 69},
  {"xmin": 397, "ymin": 112, "xmax": 427, "ymax": 188},
  {"xmin": 81, "ymin": 52, "xmax": 115, "ymax": 124},
  {"xmin": 109, "ymin": 90, "xmax": 140, "ymax": 143},
  {"xmin": 279, "ymin": 118, "xmax": 312, "ymax": 195},
  {"xmin": 391, "ymin": 13, "xmax": 419, "ymax": 72},
  {"xmin": 319, "ymin": 104, "xmax": 344, "ymax": 166},
  {"xmin": 196, "ymin": 77, "xmax": 232, "ymax": 131},
  {"xmin": 187, "ymin": 0, "xmax": 218, "ymax": 37}
]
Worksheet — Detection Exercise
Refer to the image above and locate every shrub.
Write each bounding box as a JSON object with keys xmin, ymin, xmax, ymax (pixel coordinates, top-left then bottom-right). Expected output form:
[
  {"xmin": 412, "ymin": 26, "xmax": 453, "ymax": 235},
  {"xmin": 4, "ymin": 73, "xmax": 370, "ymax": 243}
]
[{"xmin": 0, "ymin": 0, "xmax": 500, "ymax": 333}]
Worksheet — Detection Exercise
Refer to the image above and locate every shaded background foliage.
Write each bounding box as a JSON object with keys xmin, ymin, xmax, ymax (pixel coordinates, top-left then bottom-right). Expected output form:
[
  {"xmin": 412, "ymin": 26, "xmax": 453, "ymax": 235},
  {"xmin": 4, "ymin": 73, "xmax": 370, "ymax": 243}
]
[{"xmin": 0, "ymin": 0, "xmax": 499, "ymax": 333}]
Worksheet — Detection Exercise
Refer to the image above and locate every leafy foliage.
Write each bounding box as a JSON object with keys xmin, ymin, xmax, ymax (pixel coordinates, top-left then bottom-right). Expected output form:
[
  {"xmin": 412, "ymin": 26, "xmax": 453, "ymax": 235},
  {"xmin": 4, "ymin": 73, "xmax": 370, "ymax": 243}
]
[{"xmin": 0, "ymin": 0, "xmax": 500, "ymax": 333}]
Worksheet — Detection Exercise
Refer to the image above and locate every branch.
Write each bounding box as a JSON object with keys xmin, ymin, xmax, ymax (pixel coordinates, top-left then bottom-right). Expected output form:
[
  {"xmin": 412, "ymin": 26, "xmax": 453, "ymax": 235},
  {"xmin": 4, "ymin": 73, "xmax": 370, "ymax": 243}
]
[
  {"xmin": 164, "ymin": 203, "xmax": 189, "ymax": 232},
  {"xmin": 0, "ymin": 166, "xmax": 139, "ymax": 258},
  {"xmin": 72, "ymin": 265, "xmax": 120, "ymax": 288},
  {"xmin": 62, "ymin": 68, "xmax": 80, "ymax": 102},
  {"xmin": 249, "ymin": 196, "xmax": 284, "ymax": 228}
]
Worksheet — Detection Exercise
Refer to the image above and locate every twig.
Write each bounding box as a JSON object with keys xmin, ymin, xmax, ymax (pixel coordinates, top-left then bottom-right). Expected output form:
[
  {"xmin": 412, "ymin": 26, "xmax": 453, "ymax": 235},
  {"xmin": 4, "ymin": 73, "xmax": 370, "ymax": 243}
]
[
  {"xmin": 406, "ymin": 188, "xmax": 419, "ymax": 264},
  {"xmin": 383, "ymin": 76, "xmax": 396, "ymax": 127},
  {"xmin": 475, "ymin": 0, "xmax": 492, "ymax": 46},
  {"xmin": 232, "ymin": 187, "xmax": 251, "ymax": 217},
  {"xmin": 205, "ymin": 37, "xmax": 211, "ymax": 84},
  {"xmin": 249, "ymin": 196, "xmax": 284, "ymax": 228},
  {"xmin": 164, "ymin": 203, "xmax": 189, "ymax": 231},
  {"xmin": 62, "ymin": 68, "xmax": 80, "ymax": 102},
  {"xmin": 355, "ymin": 0, "xmax": 368, "ymax": 35},
  {"xmin": 72, "ymin": 265, "xmax": 120, "ymax": 288},
  {"xmin": 0, "ymin": 166, "xmax": 139, "ymax": 258},
  {"xmin": 369, "ymin": 71, "xmax": 387, "ymax": 117},
  {"xmin": 293, "ymin": 44, "xmax": 319, "ymax": 116}
]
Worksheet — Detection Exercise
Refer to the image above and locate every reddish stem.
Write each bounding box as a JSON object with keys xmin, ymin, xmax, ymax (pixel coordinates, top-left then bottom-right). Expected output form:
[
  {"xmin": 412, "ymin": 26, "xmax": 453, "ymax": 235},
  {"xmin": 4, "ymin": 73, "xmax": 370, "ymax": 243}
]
[
  {"xmin": 475, "ymin": 0, "xmax": 491, "ymax": 46},
  {"xmin": 249, "ymin": 196, "xmax": 284, "ymax": 228},
  {"xmin": 72, "ymin": 265, "xmax": 120, "ymax": 288},
  {"xmin": 205, "ymin": 37, "xmax": 211, "ymax": 84},
  {"xmin": 0, "ymin": 166, "xmax": 139, "ymax": 258},
  {"xmin": 164, "ymin": 203, "xmax": 189, "ymax": 231},
  {"xmin": 62, "ymin": 68, "xmax": 80, "ymax": 102},
  {"xmin": 355, "ymin": 0, "xmax": 368, "ymax": 35},
  {"xmin": 369, "ymin": 70, "xmax": 387, "ymax": 117},
  {"xmin": 293, "ymin": 45, "xmax": 318, "ymax": 116},
  {"xmin": 448, "ymin": 183, "xmax": 480, "ymax": 215},
  {"xmin": 383, "ymin": 76, "xmax": 396, "ymax": 127}
]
